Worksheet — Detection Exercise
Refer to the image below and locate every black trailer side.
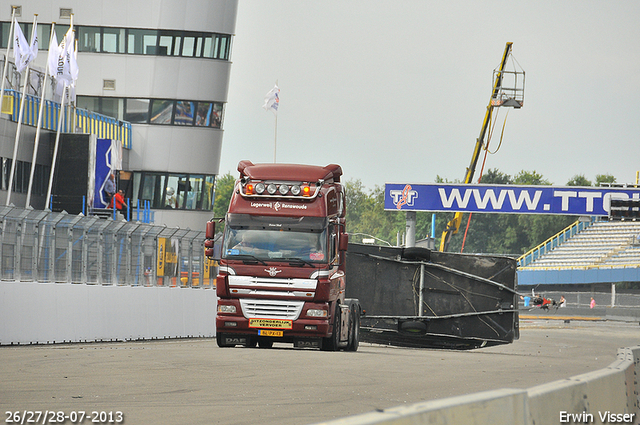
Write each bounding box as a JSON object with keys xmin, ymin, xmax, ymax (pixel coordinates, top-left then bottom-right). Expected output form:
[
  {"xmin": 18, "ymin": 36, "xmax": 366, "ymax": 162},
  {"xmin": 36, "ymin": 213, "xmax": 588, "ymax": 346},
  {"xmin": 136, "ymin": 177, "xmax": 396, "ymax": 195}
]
[{"xmin": 345, "ymin": 244, "xmax": 519, "ymax": 349}]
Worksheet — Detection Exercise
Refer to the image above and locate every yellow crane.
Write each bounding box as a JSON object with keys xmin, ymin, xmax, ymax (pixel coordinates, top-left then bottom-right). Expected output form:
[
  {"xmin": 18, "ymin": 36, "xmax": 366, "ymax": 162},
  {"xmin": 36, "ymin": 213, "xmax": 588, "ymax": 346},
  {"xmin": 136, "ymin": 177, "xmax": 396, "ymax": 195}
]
[{"xmin": 440, "ymin": 42, "xmax": 524, "ymax": 252}]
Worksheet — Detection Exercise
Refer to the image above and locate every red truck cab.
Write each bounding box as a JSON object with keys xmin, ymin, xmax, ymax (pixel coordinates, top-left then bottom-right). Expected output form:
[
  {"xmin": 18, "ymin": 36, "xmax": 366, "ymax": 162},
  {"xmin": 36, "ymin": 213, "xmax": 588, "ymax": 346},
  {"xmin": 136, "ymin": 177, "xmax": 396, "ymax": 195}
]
[{"xmin": 205, "ymin": 161, "xmax": 360, "ymax": 350}]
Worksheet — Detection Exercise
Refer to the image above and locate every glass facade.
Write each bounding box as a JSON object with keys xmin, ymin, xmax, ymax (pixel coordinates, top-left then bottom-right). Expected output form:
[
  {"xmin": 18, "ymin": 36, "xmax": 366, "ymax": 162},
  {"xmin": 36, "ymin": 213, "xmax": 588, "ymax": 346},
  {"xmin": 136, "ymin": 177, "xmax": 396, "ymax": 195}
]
[
  {"xmin": 77, "ymin": 97, "xmax": 224, "ymax": 128},
  {"xmin": 0, "ymin": 22, "xmax": 232, "ymax": 60},
  {"xmin": 133, "ymin": 172, "xmax": 215, "ymax": 211}
]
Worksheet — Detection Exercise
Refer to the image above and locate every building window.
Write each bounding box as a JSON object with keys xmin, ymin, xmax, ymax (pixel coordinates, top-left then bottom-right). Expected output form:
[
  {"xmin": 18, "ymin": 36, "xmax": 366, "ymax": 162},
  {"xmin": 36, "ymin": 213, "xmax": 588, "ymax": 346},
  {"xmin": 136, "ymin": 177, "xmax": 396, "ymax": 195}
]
[
  {"xmin": 78, "ymin": 96, "xmax": 224, "ymax": 128},
  {"xmin": 103, "ymin": 27, "xmax": 126, "ymax": 53},
  {"xmin": 2, "ymin": 22, "xmax": 233, "ymax": 61},
  {"xmin": 124, "ymin": 98, "xmax": 150, "ymax": 123},
  {"xmin": 175, "ymin": 101, "xmax": 195, "ymax": 126},
  {"xmin": 78, "ymin": 26, "xmax": 100, "ymax": 52},
  {"xmin": 127, "ymin": 28, "xmax": 157, "ymax": 55},
  {"xmin": 150, "ymin": 99, "xmax": 174, "ymax": 125},
  {"xmin": 133, "ymin": 172, "xmax": 216, "ymax": 211}
]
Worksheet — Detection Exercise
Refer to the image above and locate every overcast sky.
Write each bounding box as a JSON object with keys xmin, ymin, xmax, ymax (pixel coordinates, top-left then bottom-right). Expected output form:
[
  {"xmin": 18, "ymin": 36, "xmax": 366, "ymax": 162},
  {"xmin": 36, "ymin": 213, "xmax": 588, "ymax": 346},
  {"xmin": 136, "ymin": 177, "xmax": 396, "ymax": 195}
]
[{"xmin": 220, "ymin": 1, "xmax": 640, "ymax": 190}]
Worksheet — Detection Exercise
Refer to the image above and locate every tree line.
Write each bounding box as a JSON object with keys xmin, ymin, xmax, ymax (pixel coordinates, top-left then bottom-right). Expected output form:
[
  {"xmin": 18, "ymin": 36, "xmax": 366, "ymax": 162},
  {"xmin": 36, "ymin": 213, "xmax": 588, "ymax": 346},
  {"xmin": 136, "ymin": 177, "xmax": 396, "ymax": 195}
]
[{"xmin": 212, "ymin": 169, "xmax": 616, "ymax": 256}]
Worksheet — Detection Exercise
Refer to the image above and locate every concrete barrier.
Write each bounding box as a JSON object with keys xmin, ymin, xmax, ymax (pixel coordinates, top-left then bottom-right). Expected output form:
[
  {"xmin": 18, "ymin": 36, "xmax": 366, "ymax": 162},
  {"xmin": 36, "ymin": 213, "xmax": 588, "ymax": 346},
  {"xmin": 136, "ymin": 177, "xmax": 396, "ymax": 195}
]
[
  {"xmin": 0, "ymin": 281, "xmax": 217, "ymax": 345},
  {"xmin": 316, "ymin": 346, "xmax": 640, "ymax": 425}
]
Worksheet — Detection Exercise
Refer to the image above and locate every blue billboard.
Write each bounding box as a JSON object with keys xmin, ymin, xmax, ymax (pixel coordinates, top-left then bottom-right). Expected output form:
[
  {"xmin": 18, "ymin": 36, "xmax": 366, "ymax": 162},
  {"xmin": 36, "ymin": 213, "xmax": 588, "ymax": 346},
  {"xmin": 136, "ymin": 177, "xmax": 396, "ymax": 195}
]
[{"xmin": 385, "ymin": 183, "xmax": 640, "ymax": 216}]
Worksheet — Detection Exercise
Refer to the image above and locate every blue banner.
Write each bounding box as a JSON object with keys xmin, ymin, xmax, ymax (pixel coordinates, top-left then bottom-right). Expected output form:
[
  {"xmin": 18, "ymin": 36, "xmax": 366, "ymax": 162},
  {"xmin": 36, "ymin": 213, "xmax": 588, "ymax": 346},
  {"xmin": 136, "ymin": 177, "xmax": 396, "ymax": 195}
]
[
  {"xmin": 94, "ymin": 138, "xmax": 113, "ymax": 208},
  {"xmin": 384, "ymin": 183, "xmax": 640, "ymax": 216}
]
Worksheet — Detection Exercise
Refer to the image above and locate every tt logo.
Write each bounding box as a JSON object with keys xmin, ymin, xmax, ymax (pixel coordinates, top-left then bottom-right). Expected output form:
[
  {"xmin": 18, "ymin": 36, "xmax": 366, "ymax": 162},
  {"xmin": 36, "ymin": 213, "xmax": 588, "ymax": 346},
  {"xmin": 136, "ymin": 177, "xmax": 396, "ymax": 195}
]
[
  {"xmin": 265, "ymin": 267, "xmax": 282, "ymax": 277},
  {"xmin": 390, "ymin": 184, "xmax": 418, "ymax": 209}
]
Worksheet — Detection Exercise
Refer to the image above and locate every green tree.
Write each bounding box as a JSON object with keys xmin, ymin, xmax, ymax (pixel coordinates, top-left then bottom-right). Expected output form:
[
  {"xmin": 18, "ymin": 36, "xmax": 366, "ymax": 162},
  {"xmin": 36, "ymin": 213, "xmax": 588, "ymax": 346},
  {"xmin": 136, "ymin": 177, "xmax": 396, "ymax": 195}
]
[
  {"xmin": 595, "ymin": 174, "xmax": 616, "ymax": 186},
  {"xmin": 566, "ymin": 174, "xmax": 592, "ymax": 187},
  {"xmin": 213, "ymin": 173, "xmax": 236, "ymax": 219},
  {"xmin": 512, "ymin": 170, "xmax": 551, "ymax": 185},
  {"xmin": 345, "ymin": 180, "xmax": 403, "ymax": 246}
]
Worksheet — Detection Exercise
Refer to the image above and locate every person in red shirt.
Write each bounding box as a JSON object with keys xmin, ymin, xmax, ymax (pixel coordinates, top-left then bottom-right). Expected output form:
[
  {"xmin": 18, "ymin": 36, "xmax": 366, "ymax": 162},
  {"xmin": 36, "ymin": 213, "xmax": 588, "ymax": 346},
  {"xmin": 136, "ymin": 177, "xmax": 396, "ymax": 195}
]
[{"xmin": 109, "ymin": 189, "xmax": 128, "ymax": 217}]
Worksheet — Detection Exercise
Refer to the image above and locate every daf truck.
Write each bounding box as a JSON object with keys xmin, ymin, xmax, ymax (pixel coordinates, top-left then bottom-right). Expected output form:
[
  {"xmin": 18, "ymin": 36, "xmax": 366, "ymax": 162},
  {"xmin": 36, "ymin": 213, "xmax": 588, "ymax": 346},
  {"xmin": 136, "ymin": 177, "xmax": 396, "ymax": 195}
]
[{"xmin": 205, "ymin": 161, "xmax": 360, "ymax": 350}]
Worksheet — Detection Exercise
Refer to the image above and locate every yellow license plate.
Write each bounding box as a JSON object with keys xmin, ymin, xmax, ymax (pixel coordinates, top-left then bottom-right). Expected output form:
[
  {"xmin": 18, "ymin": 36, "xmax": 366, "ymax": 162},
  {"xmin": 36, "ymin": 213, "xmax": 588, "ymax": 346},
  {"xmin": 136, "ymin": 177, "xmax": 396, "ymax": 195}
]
[
  {"xmin": 258, "ymin": 329, "xmax": 283, "ymax": 337},
  {"xmin": 249, "ymin": 319, "xmax": 292, "ymax": 329}
]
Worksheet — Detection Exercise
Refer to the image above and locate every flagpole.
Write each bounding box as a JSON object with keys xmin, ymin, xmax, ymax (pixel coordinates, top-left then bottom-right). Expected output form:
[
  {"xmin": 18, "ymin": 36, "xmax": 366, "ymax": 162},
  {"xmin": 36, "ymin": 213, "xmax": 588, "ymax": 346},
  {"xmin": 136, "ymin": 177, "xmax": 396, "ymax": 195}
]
[
  {"xmin": 0, "ymin": 7, "xmax": 17, "ymax": 118},
  {"xmin": 273, "ymin": 79, "xmax": 278, "ymax": 163},
  {"xmin": 46, "ymin": 83, "xmax": 67, "ymax": 210},
  {"xmin": 273, "ymin": 113, "xmax": 278, "ymax": 163},
  {"xmin": 26, "ymin": 20, "xmax": 53, "ymax": 208},
  {"xmin": 7, "ymin": 14, "xmax": 38, "ymax": 206}
]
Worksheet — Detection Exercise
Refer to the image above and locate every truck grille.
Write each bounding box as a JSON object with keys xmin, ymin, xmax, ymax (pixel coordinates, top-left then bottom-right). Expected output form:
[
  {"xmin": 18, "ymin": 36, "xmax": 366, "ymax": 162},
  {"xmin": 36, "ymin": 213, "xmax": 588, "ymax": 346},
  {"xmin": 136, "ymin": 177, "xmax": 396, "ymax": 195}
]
[
  {"xmin": 228, "ymin": 275, "xmax": 317, "ymax": 290},
  {"xmin": 239, "ymin": 299, "xmax": 304, "ymax": 320}
]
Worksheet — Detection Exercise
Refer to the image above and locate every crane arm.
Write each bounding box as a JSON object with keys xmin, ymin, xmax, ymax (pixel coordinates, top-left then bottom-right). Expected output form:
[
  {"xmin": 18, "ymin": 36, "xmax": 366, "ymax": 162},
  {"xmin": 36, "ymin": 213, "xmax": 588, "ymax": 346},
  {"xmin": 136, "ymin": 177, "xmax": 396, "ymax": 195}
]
[{"xmin": 440, "ymin": 42, "xmax": 513, "ymax": 252}]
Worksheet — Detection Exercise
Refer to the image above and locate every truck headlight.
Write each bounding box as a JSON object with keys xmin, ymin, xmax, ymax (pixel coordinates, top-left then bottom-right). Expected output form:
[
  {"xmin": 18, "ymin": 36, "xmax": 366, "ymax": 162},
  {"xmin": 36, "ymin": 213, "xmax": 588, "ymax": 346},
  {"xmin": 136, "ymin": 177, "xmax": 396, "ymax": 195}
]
[
  {"xmin": 218, "ymin": 305, "xmax": 236, "ymax": 314},
  {"xmin": 306, "ymin": 309, "xmax": 327, "ymax": 317}
]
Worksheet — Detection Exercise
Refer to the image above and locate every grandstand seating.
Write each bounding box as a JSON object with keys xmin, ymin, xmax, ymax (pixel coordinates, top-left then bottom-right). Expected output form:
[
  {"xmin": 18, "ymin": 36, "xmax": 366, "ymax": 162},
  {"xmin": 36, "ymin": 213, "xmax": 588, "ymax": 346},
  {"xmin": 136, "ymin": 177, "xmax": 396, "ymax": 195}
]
[{"xmin": 523, "ymin": 220, "xmax": 640, "ymax": 269}]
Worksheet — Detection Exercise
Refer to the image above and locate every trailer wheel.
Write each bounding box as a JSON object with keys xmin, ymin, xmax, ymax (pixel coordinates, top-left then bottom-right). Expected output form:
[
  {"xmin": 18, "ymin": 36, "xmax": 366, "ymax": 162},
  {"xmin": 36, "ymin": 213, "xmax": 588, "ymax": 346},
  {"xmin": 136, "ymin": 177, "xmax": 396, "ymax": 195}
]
[
  {"xmin": 321, "ymin": 305, "xmax": 341, "ymax": 351},
  {"xmin": 346, "ymin": 300, "xmax": 360, "ymax": 352}
]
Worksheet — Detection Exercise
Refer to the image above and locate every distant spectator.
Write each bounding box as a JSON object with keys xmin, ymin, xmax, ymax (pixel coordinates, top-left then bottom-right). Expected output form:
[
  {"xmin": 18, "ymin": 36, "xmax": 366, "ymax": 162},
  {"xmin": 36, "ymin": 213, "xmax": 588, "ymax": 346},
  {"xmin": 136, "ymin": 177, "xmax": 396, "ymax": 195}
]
[
  {"xmin": 104, "ymin": 173, "xmax": 116, "ymax": 205},
  {"xmin": 559, "ymin": 295, "xmax": 566, "ymax": 307},
  {"xmin": 590, "ymin": 297, "xmax": 596, "ymax": 309},
  {"xmin": 165, "ymin": 187, "xmax": 177, "ymax": 208},
  {"xmin": 109, "ymin": 189, "xmax": 128, "ymax": 218}
]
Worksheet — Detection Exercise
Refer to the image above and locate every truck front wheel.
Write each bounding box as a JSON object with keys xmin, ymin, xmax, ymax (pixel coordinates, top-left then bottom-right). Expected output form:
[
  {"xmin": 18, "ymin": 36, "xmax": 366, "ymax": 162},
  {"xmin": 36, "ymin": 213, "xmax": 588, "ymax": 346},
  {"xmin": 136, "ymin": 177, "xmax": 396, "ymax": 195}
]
[{"xmin": 346, "ymin": 300, "xmax": 360, "ymax": 352}]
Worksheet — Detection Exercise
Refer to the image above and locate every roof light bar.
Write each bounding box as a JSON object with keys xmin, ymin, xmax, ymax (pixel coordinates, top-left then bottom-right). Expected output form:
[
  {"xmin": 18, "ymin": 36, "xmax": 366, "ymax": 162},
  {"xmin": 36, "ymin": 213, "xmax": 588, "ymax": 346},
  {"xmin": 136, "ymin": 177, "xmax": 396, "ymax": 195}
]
[{"xmin": 240, "ymin": 180, "xmax": 320, "ymax": 199}]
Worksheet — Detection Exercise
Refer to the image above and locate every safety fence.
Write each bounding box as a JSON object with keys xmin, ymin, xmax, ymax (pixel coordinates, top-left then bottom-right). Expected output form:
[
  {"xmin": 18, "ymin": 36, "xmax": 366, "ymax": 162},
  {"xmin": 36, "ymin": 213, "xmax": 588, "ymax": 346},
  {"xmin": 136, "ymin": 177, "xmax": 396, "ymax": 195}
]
[
  {"xmin": 0, "ymin": 206, "xmax": 216, "ymax": 288},
  {"xmin": 519, "ymin": 290, "xmax": 640, "ymax": 309},
  {"xmin": 1, "ymin": 89, "xmax": 131, "ymax": 149}
]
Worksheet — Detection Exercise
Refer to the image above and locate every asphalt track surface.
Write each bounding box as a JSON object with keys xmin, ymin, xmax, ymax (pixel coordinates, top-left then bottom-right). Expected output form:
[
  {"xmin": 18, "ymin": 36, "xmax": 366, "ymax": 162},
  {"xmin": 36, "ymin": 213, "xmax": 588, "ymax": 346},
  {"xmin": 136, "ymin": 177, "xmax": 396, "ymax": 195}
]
[{"xmin": 1, "ymin": 318, "xmax": 638, "ymax": 425}]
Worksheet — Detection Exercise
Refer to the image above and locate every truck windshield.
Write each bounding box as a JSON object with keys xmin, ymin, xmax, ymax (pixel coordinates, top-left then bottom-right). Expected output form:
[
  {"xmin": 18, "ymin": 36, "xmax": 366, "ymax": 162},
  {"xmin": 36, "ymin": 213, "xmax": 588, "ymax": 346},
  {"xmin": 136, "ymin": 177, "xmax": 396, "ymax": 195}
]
[{"xmin": 223, "ymin": 227, "xmax": 328, "ymax": 263}]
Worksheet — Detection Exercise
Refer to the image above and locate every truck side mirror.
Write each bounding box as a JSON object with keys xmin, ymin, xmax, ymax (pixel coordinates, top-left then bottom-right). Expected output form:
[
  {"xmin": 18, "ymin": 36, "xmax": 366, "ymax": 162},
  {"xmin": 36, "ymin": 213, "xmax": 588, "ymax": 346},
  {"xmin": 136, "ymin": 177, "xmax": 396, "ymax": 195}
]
[
  {"xmin": 205, "ymin": 220, "xmax": 216, "ymax": 239},
  {"xmin": 339, "ymin": 233, "xmax": 349, "ymax": 252}
]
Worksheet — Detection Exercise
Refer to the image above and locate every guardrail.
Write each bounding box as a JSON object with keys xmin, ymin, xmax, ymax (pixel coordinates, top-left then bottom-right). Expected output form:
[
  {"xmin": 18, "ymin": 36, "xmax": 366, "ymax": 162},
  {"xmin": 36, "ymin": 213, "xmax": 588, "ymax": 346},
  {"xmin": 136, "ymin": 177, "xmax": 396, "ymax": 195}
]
[
  {"xmin": 317, "ymin": 345, "xmax": 640, "ymax": 425},
  {"xmin": 0, "ymin": 206, "xmax": 214, "ymax": 287},
  {"xmin": 2, "ymin": 89, "xmax": 131, "ymax": 149}
]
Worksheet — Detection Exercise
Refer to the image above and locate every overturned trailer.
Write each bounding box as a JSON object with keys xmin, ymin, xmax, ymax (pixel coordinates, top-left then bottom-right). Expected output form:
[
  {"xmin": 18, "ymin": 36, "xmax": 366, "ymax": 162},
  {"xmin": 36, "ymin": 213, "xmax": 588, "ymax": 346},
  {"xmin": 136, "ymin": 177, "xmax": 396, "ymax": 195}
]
[{"xmin": 345, "ymin": 244, "xmax": 519, "ymax": 349}]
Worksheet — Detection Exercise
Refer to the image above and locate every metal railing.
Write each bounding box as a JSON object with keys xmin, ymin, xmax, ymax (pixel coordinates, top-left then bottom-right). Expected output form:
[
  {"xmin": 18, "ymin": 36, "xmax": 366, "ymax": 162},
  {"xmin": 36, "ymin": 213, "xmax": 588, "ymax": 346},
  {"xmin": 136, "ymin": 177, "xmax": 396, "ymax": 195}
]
[
  {"xmin": 0, "ymin": 206, "xmax": 215, "ymax": 287},
  {"xmin": 519, "ymin": 290, "xmax": 640, "ymax": 309},
  {"xmin": 2, "ymin": 89, "xmax": 131, "ymax": 149}
]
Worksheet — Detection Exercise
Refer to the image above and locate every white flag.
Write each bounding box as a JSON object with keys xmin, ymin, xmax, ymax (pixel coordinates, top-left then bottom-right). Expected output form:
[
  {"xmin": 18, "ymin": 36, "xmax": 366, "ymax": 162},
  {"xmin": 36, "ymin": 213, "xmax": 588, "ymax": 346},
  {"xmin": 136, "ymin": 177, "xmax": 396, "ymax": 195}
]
[
  {"xmin": 12, "ymin": 19, "xmax": 31, "ymax": 73},
  {"xmin": 262, "ymin": 85, "xmax": 280, "ymax": 115},
  {"xmin": 28, "ymin": 21, "xmax": 38, "ymax": 62},
  {"xmin": 55, "ymin": 27, "xmax": 79, "ymax": 89},
  {"xmin": 47, "ymin": 30, "xmax": 59, "ymax": 78}
]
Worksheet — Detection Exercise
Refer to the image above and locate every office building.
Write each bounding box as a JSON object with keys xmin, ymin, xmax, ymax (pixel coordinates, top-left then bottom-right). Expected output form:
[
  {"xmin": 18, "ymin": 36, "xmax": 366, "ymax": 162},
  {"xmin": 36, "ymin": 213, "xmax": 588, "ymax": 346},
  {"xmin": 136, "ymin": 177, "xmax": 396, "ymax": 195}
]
[{"xmin": 0, "ymin": 0, "xmax": 238, "ymax": 230}]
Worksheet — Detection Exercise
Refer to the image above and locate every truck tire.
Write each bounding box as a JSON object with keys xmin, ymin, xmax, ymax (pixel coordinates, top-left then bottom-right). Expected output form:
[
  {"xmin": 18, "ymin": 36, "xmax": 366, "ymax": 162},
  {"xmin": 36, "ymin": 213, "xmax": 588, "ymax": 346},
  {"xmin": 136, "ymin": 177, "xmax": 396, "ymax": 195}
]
[
  {"xmin": 346, "ymin": 300, "xmax": 360, "ymax": 352},
  {"xmin": 321, "ymin": 304, "xmax": 341, "ymax": 351}
]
